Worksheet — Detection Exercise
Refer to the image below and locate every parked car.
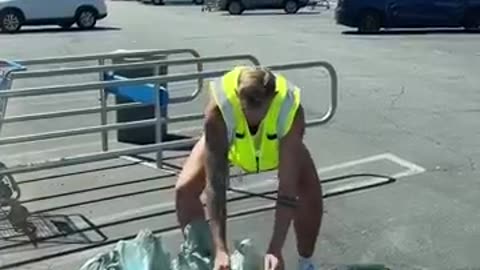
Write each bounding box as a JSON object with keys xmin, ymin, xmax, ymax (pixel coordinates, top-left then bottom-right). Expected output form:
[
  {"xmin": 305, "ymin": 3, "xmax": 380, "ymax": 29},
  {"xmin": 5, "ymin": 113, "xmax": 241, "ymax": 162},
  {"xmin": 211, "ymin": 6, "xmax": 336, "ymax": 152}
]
[
  {"xmin": 140, "ymin": 0, "xmax": 204, "ymax": 6},
  {"xmin": 0, "ymin": 0, "xmax": 108, "ymax": 33},
  {"xmin": 335, "ymin": 0, "xmax": 480, "ymax": 33},
  {"xmin": 218, "ymin": 0, "xmax": 311, "ymax": 15}
]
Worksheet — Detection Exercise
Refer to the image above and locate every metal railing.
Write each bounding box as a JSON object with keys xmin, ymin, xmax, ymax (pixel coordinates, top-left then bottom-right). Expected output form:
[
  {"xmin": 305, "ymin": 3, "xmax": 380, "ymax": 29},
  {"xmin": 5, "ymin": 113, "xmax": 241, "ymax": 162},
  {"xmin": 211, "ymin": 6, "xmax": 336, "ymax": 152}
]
[
  {"xmin": 0, "ymin": 59, "xmax": 337, "ymax": 175},
  {"xmin": 1, "ymin": 53, "xmax": 261, "ymax": 150},
  {"xmin": 5, "ymin": 49, "xmax": 205, "ymax": 152}
]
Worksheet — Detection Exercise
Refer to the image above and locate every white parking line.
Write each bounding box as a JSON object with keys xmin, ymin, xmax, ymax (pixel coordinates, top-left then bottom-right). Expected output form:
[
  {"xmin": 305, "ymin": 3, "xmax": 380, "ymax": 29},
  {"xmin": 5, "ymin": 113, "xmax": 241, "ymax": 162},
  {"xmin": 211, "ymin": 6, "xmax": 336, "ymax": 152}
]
[
  {"xmin": 91, "ymin": 152, "xmax": 426, "ymax": 226},
  {"xmin": 382, "ymin": 153, "xmax": 427, "ymax": 177}
]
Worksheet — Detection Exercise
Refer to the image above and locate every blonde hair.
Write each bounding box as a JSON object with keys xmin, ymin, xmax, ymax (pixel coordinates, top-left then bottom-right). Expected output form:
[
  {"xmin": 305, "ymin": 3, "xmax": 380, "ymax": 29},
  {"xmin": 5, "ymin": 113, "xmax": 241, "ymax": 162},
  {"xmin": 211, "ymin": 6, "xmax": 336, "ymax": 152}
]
[{"xmin": 237, "ymin": 67, "xmax": 276, "ymax": 97}]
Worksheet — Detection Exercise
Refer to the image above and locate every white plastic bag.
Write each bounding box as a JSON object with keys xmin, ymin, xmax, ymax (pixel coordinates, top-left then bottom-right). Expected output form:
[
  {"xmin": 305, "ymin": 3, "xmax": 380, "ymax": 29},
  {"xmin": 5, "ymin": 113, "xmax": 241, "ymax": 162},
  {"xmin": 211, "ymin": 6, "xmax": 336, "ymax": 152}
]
[
  {"xmin": 117, "ymin": 229, "xmax": 172, "ymax": 270},
  {"xmin": 230, "ymin": 239, "xmax": 263, "ymax": 270}
]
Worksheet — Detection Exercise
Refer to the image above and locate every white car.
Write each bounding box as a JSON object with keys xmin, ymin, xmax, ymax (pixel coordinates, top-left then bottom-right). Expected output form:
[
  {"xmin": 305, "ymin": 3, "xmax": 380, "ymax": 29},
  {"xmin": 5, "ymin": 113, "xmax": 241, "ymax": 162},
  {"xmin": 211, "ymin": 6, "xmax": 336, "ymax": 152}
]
[{"xmin": 0, "ymin": 0, "xmax": 108, "ymax": 33}]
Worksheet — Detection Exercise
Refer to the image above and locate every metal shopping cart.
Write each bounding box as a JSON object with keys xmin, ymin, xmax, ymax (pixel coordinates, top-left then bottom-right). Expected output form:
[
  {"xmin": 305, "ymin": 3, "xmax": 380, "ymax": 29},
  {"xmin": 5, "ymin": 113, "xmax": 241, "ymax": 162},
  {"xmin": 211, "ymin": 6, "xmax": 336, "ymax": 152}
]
[
  {"xmin": 0, "ymin": 60, "xmax": 38, "ymax": 245},
  {"xmin": 0, "ymin": 60, "xmax": 26, "ymax": 133}
]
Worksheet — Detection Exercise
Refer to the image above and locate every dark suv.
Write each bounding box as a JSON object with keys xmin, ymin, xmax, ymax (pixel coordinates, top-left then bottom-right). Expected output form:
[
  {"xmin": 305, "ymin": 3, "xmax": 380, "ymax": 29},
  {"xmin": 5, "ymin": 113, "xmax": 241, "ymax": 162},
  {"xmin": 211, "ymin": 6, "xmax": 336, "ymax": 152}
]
[
  {"xmin": 219, "ymin": 0, "xmax": 311, "ymax": 14},
  {"xmin": 335, "ymin": 0, "xmax": 480, "ymax": 32}
]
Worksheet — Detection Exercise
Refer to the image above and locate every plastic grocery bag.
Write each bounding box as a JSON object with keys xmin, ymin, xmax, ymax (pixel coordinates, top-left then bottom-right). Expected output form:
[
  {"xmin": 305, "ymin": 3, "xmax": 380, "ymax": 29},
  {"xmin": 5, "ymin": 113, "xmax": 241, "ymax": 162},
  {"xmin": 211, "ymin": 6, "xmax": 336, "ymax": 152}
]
[
  {"xmin": 171, "ymin": 220, "xmax": 263, "ymax": 270},
  {"xmin": 79, "ymin": 229, "xmax": 172, "ymax": 270},
  {"xmin": 79, "ymin": 220, "xmax": 263, "ymax": 270}
]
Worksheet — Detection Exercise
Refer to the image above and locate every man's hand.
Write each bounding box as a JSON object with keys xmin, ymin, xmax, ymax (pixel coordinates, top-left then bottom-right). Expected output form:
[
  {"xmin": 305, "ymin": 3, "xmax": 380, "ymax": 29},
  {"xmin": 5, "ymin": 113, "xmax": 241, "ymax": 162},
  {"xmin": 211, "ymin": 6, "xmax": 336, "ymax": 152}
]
[
  {"xmin": 214, "ymin": 249, "xmax": 231, "ymax": 270},
  {"xmin": 264, "ymin": 252, "xmax": 284, "ymax": 270}
]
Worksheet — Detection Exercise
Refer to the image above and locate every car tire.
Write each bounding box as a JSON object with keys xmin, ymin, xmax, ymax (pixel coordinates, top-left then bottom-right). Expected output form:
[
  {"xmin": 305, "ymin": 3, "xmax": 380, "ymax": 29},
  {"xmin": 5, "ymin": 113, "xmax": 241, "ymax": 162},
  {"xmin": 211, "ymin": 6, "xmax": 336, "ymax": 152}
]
[
  {"xmin": 0, "ymin": 9, "xmax": 23, "ymax": 34},
  {"xmin": 76, "ymin": 7, "xmax": 98, "ymax": 30},
  {"xmin": 193, "ymin": 0, "xmax": 204, "ymax": 5},
  {"xmin": 358, "ymin": 11, "xmax": 381, "ymax": 33},
  {"xmin": 153, "ymin": 0, "xmax": 165, "ymax": 5},
  {"xmin": 284, "ymin": 0, "xmax": 299, "ymax": 14},
  {"xmin": 228, "ymin": 1, "xmax": 244, "ymax": 15}
]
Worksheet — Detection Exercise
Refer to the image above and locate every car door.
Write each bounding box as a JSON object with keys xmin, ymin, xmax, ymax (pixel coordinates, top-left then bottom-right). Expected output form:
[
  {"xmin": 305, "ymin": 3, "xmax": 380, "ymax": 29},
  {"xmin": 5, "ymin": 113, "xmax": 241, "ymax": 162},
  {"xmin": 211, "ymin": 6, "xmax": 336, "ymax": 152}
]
[
  {"xmin": 14, "ymin": 0, "xmax": 51, "ymax": 20},
  {"xmin": 60, "ymin": 0, "xmax": 80, "ymax": 18},
  {"xmin": 47, "ymin": 0, "xmax": 78, "ymax": 19},
  {"xmin": 426, "ymin": 0, "xmax": 465, "ymax": 25},
  {"xmin": 386, "ymin": 0, "xmax": 436, "ymax": 27},
  {"xmin": 19, "ymin": 0, "xmax": 70, "ymax": 19}
]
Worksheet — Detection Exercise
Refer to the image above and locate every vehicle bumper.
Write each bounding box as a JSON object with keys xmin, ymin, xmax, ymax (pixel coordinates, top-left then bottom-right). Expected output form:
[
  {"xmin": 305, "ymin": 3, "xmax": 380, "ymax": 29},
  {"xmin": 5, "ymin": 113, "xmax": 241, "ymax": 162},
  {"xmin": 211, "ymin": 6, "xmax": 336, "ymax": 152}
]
[{"xmin": 98, "ymin": 13, "xmax": 108, "ymax": 19}]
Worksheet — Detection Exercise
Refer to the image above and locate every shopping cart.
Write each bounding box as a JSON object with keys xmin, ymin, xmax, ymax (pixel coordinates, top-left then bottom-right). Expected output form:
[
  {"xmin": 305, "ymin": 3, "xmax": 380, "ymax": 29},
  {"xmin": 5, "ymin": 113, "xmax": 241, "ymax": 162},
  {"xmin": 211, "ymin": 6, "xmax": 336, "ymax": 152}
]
[
  {"xmin": 0, "ymin": 60, "xmax": 37, "ymax": 245},
  {"xmin": 0, "ymin": 60, "xmax": 26, "ymax": 134}
]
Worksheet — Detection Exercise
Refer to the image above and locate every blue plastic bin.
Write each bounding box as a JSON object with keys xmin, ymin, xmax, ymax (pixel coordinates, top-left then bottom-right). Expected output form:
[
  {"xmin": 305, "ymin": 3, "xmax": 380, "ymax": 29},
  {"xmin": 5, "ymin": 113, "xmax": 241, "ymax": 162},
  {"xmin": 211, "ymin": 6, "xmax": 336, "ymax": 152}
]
[{"xmin": 103, "ymin": 72, "xmax": 170, "ymax": 145}]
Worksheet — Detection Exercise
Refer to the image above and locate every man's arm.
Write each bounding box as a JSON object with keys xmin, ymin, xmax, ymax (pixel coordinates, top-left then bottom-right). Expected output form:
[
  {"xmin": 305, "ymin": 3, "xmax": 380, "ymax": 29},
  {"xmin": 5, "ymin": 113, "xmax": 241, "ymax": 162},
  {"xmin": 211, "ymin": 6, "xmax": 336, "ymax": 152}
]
[
  {"xmin": 203, "ymin": 104, "xmax": 230, "ymax": 253},
  {"xmin": 267, "ymin": 106, "xmax": 306, "ymax": 254}
]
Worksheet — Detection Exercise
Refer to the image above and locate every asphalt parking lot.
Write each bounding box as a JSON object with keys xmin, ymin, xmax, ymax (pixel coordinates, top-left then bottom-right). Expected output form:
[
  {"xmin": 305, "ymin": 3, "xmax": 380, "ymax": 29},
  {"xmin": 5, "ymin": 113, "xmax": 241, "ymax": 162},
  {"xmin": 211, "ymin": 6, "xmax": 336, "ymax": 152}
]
[{"xmin": 1, "ymin": 1, "xmax": 480, "ymax": 269}]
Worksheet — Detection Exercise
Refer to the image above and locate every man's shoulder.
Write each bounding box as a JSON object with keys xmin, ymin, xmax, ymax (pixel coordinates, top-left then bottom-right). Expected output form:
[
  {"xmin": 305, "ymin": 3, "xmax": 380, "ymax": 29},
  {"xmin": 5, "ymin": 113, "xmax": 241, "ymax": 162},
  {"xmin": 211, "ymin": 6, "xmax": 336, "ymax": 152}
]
[
  {"xmin": 283, "ymin": 104, "xmax": 305, "ymax": 140},
  {"xmin": 204, "ymin": 98, "xmax": 227, "ymax": 132},
  {"xmin": 204, "ymin": 98, "xmax": 222, "ymax": 122}
]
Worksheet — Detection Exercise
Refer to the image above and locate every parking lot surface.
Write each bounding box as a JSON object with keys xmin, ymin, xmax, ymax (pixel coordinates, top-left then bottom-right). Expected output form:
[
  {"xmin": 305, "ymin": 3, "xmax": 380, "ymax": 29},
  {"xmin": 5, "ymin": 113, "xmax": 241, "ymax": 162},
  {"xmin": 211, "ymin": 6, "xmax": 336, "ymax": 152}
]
[{"xmin": 1, "ymin": 1, "xmax": 480, "ymax": 269}]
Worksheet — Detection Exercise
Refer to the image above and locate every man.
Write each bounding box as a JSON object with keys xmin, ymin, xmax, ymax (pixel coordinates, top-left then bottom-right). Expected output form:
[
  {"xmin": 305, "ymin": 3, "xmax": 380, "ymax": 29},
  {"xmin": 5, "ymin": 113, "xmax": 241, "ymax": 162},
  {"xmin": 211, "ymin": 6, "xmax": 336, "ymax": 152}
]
[{"xmin": 175, "ymin": 66, "xmax": 323, "ymax": 270}]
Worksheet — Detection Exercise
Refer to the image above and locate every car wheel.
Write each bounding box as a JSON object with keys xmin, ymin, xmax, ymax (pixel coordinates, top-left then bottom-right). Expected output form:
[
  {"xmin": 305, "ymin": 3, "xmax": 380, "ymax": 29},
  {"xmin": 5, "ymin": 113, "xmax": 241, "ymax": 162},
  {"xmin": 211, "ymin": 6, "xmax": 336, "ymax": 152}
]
[
  {"xmin": 358, "ymin": 11, "xmax": 381, "ymax": 33},
  {"xmin": 76, "ymin": 8, "xmax": 97, "ymax": 30},
  {"xmin": 153, "ymin": 0, "xmax": 165, "ymax": 5},
  {"xmin": 228, "ymin": 1, "xmax": 243, "ymax": 15},
  {"xmin": 193, "ymin": 0, "xmax": 204, "ymax": 5},
  {"xmin": 0, "ymin": 9, "xmax": 23, "ymax": 34},
  {"xmin": 284, "ymin": 0, "xmax": 299, "ymax": 14}
]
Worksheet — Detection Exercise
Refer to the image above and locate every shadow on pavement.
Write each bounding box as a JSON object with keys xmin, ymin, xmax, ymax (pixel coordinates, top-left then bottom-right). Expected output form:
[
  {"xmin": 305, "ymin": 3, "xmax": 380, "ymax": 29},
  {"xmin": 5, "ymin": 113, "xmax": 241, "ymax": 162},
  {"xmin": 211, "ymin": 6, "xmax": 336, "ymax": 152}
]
[
  {"xmin": 342, "ymin": 28, "xmax": 480, "ymax": 36},
  {"xmin": 1, "ymin": 26, "xmax": 121, "ymax": 35}
]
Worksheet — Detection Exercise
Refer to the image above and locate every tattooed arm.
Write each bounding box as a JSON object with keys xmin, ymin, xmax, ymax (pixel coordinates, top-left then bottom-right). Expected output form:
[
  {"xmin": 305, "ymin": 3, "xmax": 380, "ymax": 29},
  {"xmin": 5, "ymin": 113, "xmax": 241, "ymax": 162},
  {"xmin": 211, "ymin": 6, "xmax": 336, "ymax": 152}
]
[{"xmin": 204, "ymin": 104, "xmax": 230, "ymax": 253}]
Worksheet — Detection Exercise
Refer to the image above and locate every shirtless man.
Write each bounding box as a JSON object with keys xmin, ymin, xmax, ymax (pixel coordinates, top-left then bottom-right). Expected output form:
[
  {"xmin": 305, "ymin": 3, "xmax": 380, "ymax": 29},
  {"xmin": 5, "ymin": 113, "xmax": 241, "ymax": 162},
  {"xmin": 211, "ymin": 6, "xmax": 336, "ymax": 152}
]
[{"xmin": 174, "ymin": 66, "xmax": 323, "ymax": 270}]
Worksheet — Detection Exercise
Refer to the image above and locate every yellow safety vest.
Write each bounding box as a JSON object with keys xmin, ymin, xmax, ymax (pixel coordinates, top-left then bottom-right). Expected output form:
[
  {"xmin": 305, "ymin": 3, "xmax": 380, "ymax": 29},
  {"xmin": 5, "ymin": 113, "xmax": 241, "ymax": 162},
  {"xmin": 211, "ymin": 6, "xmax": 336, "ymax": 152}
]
[{"xmin": 209, "ymin": 66, "xmax": 301, "ymax": 173}]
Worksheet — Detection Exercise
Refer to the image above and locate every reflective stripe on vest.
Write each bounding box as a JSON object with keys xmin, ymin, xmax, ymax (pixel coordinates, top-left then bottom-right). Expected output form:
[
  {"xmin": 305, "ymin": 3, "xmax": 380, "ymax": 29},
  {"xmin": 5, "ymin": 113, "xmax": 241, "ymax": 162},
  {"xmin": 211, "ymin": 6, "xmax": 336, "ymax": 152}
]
[{"xmin": 209, "ymin": 67, "xmax": 301, "ymax": 172}]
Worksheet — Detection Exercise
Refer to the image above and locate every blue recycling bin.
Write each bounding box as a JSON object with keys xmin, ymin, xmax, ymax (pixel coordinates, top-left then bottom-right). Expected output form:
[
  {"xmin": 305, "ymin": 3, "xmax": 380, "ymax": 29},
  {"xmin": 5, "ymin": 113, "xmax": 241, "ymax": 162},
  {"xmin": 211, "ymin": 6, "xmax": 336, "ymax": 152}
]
[{"xmin": 103, "ymin": 71, "xmax": 170, "ymax": 145}]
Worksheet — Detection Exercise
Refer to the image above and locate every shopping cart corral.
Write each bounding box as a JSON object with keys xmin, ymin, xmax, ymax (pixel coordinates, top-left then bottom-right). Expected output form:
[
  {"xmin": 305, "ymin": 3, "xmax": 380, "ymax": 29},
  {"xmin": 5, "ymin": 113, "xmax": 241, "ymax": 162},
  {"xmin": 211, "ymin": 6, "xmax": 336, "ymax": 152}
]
[{"xmin": 0, "ymin": 49, "xmax": 338, "ymax": 176}]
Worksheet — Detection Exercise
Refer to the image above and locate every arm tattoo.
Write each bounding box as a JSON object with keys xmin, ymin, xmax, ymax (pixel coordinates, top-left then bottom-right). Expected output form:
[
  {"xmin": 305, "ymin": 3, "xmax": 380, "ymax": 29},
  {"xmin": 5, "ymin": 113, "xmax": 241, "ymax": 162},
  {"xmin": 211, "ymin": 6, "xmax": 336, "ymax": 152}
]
[{"xmin": 204, "ymin": 118, "xmax": 229, "ymax": 249}]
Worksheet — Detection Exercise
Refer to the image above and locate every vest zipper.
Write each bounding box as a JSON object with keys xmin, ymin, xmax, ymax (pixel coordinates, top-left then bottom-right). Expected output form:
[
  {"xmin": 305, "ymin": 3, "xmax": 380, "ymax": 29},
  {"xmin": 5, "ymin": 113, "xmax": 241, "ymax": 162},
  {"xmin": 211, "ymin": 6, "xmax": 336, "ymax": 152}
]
[{"xmin": 255, "ymin": 151, "xmax": 260, "ymax": 173}]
